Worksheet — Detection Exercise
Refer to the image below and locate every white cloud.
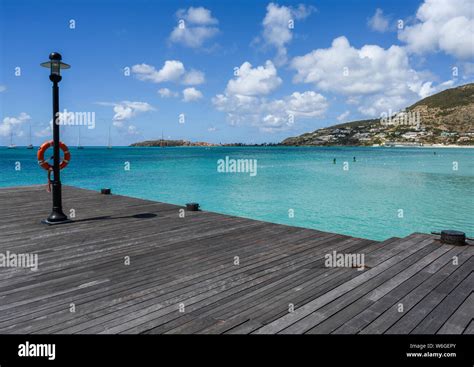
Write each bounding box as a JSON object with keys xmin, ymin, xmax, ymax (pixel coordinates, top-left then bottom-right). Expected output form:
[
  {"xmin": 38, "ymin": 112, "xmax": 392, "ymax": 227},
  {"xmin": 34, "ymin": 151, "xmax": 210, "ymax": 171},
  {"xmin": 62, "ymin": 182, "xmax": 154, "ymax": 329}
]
[
  {"xmin": 261, "ymin": 91, "xmax": 328, "ymax": 132},
  {"xmin": 2, "ymin": 112, "xmax": 31, "ymax": 126},
  {"xmin": 0, "ymin": 112, "xmax": 31, "ymax": 137},
  {"xmin": 127, "ymin": 125, "xmax": 139, "ymax": 136},
  {"xmin": 213, "ymin": 93, "xmax": 260, "ymax": 125},
  {"xmin": 284, "ymin": 91, "xmax": 328, "ymax": 118},
  {"xmin": 213, "ymin": 60, "xmax": 327, "ymax": 132},
  {"xmin": 261, "ymin": 3, "xmax": 314, "ymax": 65},
  {"xmin": 182, "ymin": 87, "xmax": 203, "ymax": 102},
  {"xmin": 35, "ymin": 123, "xmax": 52, "ymax": 138},
  {"xmin": 368, "ymin": 8, "xmax": 390, "ymax": 32},
  {"xmin": 132, "ymin": 61, "xmax": 185, "ymax": 83},
  {"xmin": 158, "ymin": 88, "xmax": 178, "ymax": 98},
  {"xmin": 227, "ymin": 60, "xmax": 282, "ymax": 96},
  {"xmin": 132, "ymin": 61, "xmax": 205, "ymax": 86},
  {"xmin": 170, "ymin": 27, "xmax": 219, "ymax": 48},
  {"xmin": 182, "ymin": 69, "xmax": 205, "ymax": 85},
  {"xmin": 113, "ymin": 102, "xmax": 154, "ymax": 123},
  {"xmin": 417, "ymin": 81, "xmax": 437, "ymax": 98},
  {"xmin": 177, "ymin": 6, "xmax": 218, "ymax": 25},
  {"xmin": 97, "ymin": 101, "xmax": 154, "ymax": 132},
  {"xmin": 337, "ymin": 111, "xmax": 350, "ymax": 122},
  {"xmin": 398, "ymin": 0, "xmax": 474, "ymax": 60},
  {"xmin": 0, "ymin": 85, "xmax": 6, "ymax": 92},
  {"xmin": 170, "ymin": 7, "xmax": 219, "ymax": 48},
  {"xmin": 290, "ymin": 36, "xmax": 439, "ymax": 116},
  {"xmin": 213, "ymin": 90, "xmax": 328, "ymax": 132}
]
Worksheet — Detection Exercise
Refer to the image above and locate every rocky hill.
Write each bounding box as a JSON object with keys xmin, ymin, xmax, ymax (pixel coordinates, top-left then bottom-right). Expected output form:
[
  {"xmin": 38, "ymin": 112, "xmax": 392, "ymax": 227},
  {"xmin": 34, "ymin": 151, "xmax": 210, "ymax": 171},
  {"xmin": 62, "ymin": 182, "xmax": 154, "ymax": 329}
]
[{"xmin": 281, "ymin": 83, "xmax": 474, "ymax": 146}]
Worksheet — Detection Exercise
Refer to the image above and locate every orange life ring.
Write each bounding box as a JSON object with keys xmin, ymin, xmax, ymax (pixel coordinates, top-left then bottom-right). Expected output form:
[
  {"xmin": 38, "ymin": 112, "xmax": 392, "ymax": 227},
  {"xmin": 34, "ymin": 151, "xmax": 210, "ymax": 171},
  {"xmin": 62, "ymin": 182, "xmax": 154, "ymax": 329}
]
[{"xmin": 37, "ymin": 140, "xmax": 71, "ymax": 171}]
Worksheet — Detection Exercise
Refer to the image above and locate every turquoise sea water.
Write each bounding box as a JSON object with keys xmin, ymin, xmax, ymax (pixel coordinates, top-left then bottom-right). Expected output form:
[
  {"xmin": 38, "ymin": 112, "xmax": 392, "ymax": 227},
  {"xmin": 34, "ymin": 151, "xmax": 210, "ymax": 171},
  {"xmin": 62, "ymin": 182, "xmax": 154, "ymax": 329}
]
[{"xmin": 0, "ymin": 146, "xmax": 472, "ymax": 241}]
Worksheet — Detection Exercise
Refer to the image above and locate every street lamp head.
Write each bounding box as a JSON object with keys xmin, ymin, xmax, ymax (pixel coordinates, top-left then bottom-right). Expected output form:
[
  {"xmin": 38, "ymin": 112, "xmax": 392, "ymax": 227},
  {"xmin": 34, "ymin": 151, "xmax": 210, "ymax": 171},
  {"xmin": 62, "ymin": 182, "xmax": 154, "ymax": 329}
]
[
  {"xmin": 49, "ymin": 52, "xmax": 62, "ymax": 61},
  {"xmin": 40, "ymin": 52, "xmax": 70, "ymax": 79}
]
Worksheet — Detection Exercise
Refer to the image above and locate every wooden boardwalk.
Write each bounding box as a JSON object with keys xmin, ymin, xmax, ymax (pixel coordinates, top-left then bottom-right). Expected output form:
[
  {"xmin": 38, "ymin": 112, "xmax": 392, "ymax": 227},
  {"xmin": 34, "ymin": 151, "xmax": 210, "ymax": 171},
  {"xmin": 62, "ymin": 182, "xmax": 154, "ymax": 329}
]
[{"xmin": 0, "ymin": 185, "xmax": 472, "ymax": 334}]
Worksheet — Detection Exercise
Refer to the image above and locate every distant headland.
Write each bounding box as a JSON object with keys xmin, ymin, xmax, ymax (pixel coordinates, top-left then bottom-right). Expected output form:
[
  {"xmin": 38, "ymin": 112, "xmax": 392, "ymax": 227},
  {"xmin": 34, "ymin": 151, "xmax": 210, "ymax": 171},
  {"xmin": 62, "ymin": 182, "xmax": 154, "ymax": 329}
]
[
  {"xmin": 129, "ymin": 140, "xmax": 278, "ymax": 147},
  {"xmin": 281, "ymin": 83, "xmax": 474, "ymax": 147},
  {"xmin": 131, "ymin": 83, "xmax": 474, "ymax": 148}
]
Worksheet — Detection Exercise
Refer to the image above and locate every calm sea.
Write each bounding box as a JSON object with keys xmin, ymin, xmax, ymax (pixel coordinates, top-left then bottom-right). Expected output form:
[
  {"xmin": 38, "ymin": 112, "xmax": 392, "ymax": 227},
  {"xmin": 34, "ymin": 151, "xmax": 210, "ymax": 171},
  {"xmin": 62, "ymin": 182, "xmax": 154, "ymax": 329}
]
[{"xmin": 1, "ymin": 146, "xmax": 472, "ymax": 241}]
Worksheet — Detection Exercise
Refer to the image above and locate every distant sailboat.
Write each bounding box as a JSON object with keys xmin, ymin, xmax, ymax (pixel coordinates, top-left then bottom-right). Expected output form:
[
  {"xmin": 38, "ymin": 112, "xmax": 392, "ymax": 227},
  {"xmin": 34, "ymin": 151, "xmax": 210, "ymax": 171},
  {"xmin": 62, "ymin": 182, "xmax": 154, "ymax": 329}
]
[
  {"xmin": 107, "ymin": 125, "xmax": 112, "ymax": 149},
  {"xmin": 77, "ymin": 128, "xmax": 84, "ymax": 149},
  {"xmin": 27, "ymin": 124, "xmax": 33, "ymax": 149},
  {"xmin": 7, "ymin": 131, "xmax": 16, "ymax": 149}
]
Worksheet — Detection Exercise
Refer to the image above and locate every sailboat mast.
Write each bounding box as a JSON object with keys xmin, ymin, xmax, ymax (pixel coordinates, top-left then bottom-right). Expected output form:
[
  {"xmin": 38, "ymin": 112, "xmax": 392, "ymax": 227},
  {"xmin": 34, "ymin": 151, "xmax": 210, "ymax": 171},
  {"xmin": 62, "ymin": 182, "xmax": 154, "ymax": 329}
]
[
  {"xmin": 77, "ymin": 127, "xmax": 84, "ymax": 149},
  {"xmin": 8, "ymin": 130, "xmax": 15, "ymax": 149},
  {"xmin": 26, "ymin": 123, "xmax": 34, "ymax": 148}
]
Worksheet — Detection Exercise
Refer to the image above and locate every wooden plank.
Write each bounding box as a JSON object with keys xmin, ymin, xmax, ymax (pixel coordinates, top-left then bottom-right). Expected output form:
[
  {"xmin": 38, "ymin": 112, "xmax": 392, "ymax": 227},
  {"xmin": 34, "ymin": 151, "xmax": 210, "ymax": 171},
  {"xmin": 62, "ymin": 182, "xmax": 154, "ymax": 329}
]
[
  {"xmin": 305, "ymin": 244, "xmax": 451, "ymax": 334},
  {"xmin": 69, "ymin": 234, "xmax": 352, "ymax": 334},
  {"xmin": 148, "ymin": 238, "xmax": 379, "ymax": 334},
  {"xmin": 164, "ymin": 315, "xmax": 220, "ymax": 335},
  {"xmin": 192, "ymin": 238, "xmax": 400, "ymax": 335},
  {"xmin": 253, "ymin": 235, "xmax": 433, "ymax": 334},
  {"xmin": 361, "ymin": 256, "xmax": 474, "ymax": 334},
  {"xmin": 386, "ymin": 260, "xmax": 474, "ymax": 334},
  {"xmin": 21, "ymin": 231, "xmax": 343, "ymax": 333},
  {"xmin": 3, "ymin": 229, "xmax": 334, "ymax": 333},
  {"xmin": 437, "ymin": 292, "xmax": 474, "ymax": 334},
  {"xmin": 410, "ymin": 267, "xmax": 474, "ymax": 334},
  {"xmin": 332, "ymin": 245, "xmax": 469, "ymax": 334},
  {"xmin": 463, "ymin": 320, "xmax": 474, "ymax": 334}
]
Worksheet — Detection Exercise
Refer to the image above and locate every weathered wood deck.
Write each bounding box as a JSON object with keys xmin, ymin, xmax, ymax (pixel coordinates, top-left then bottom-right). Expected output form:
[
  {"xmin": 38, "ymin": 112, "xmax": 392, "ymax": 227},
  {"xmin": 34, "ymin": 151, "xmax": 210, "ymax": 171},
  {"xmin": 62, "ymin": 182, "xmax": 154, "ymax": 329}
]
[{"xmin": 0, "ymin": 185, "xmax": 472, "ymax": 334}]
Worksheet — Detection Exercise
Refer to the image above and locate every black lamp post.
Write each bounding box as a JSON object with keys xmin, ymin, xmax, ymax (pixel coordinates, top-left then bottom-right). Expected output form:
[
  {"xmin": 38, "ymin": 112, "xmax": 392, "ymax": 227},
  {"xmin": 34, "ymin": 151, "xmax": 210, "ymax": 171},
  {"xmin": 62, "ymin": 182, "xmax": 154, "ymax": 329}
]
[{"xmin": 40, "ymin": 52, "xmax": 71, "ymax": 224}]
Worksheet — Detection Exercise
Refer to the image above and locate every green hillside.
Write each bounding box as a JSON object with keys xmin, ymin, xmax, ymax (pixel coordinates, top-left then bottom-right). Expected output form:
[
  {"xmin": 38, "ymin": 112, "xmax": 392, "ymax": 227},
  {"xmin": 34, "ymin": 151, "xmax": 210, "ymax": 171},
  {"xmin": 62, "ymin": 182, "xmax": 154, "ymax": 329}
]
[
  {"xmin": 409, "ymin": 83, "xmax": 474, "ymax": 110},
  {"xmin": 281, "ymin": 83, "xmax": 474, "ymax": 146}
]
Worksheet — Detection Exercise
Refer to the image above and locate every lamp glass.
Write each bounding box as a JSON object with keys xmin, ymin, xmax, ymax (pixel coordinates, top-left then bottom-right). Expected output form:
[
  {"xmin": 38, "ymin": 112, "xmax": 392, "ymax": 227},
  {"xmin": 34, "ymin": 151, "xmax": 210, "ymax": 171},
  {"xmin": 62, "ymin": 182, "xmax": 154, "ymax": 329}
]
[
  {"xmin": 40, "ymin": 61, "xmax": 71, "ymax": 75},
  {"xmin": 51, "ymin": 61, "xmax": 61, "ymax": 76}
]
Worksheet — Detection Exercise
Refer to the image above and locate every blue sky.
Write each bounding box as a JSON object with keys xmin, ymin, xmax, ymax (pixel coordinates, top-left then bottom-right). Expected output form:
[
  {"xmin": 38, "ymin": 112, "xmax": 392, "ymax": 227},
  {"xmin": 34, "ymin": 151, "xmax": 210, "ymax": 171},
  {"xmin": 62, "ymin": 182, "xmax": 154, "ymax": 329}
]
[{"xmin": 0, "ymin": 0, "xmax": 473, "ymax": 145}]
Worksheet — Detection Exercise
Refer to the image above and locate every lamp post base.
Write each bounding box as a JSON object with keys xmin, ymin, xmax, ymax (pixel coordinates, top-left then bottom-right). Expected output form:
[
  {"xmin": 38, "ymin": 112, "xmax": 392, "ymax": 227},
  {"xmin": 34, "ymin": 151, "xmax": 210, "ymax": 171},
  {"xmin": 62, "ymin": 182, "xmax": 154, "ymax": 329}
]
[
  {"xmin": 42, "ymin": 211, "xmax": 72, "ymax": 225},
  {"xmin": 42, "ymin": 218, "xmax": 73, "ymax": 225}
]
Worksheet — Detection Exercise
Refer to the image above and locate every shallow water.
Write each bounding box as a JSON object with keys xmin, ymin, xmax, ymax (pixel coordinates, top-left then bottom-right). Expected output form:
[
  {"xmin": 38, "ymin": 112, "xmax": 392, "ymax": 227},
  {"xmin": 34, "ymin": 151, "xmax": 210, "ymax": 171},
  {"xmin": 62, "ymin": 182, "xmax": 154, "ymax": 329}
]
[{"xmin": 1, "ymin": 146, "xmax": 472, "ymax": 241}]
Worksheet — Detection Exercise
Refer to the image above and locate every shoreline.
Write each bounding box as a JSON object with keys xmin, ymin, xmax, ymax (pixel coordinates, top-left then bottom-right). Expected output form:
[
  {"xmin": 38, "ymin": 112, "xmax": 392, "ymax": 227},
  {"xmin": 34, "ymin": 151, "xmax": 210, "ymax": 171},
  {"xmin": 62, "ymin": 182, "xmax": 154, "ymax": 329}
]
[{"xmin": 2, "ymin": 144, "xmax": 474, "ymax": 149}]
